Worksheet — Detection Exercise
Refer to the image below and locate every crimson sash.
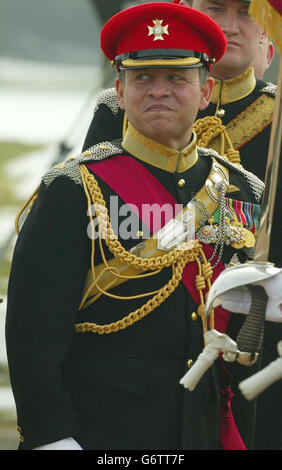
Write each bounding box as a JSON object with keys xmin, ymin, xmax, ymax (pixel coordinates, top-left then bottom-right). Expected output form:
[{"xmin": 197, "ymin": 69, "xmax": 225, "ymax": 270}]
[{"xmin": 86, "ymin": 154, "xmax": 246, "ymax": 450}]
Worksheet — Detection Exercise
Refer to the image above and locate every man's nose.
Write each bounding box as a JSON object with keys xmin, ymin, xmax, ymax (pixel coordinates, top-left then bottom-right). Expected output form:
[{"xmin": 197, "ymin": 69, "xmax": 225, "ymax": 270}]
[
  {"xmin": 219, "ymin": 10, "xmax": 240, "ymax": 35},
  {"xmin": 148, "ymin": 79, "xmax": 171, "ymax": 98}
]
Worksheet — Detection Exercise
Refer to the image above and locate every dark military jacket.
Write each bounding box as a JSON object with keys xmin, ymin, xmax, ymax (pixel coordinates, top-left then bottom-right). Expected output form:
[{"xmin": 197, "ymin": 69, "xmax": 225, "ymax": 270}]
[
  {"xmin": 6, "ymin": 131, "xmax": 263, "ymax": 450},
  {"xmin": 82, "ymin": 69, "xmax": 282, "ymax": 450}
]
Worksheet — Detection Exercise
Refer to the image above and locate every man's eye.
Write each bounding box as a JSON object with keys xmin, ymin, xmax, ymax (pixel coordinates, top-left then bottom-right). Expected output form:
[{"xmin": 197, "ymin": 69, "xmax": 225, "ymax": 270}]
[
  {"xmin": 207, "ymin": 7, "xmax": 223, "ymax": 14},
  {"xmin": 169, "ymin": 74, "xmax": 185, "ymax": 81},
  {"xmin": 239, "ymin": 8, "xmax": 250, "ymax": 17},
  {"xmin": 136, "ymin": 73, "xmax": 151, "ymax": 81}
]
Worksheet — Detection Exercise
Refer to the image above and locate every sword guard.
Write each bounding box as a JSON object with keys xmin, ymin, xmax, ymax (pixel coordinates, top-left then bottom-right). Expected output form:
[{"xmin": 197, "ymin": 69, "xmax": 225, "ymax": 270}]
[
  {"xmin": 236, "ymin": 351, "xmax": 259, "ymax": 366},
  {"xmin": 236, "ymin": 285, "xmax": 267, "ymax": 365}
]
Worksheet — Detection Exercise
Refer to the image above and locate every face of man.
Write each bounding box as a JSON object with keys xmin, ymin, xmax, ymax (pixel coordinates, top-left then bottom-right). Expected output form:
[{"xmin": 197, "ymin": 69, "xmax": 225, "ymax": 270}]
[
  {"xmin": 116, "ymin": 67, "xmax": 213, "ymax": 150},
  {"xmin": 189, "ymin": 0, "xmax": 264, "ymax": 79}
]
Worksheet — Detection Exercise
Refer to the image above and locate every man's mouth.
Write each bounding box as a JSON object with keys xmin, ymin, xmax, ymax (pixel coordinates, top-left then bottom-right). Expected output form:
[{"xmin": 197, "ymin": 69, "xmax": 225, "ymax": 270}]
[
  {"xmin": 146, "ymin": 104, "xmax": 172, "ymax": 112},
  {"xmin": 227, "ymin": 41, "xmax": 240, "ymax": 48}
]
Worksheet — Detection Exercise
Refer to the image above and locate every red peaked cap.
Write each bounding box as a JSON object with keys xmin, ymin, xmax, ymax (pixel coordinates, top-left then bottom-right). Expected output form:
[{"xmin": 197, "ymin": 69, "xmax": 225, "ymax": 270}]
[
  {"xmin": 100, "ymin": 2, "xmax": 227, "ymax": 71},
  {"xmin": 172, "ymin": 0, "xmax": 251, "ymax": 2}
]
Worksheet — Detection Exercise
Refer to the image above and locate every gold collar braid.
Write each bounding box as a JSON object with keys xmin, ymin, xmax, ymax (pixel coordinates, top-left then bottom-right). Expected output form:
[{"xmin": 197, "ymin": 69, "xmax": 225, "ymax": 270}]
[
  {"xmin": 210, "ymin": 67, "xmax": 256, "ymax": 105},
  {"xmin": 75, "ymin": 164, "xmax": 215, "ymax": 336}
]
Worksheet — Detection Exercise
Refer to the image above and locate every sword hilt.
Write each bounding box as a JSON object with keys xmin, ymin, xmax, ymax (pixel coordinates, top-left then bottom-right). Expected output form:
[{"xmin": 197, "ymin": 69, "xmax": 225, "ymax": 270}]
[{"xmin": 236, "ymin": 285, "xmax": 267, "ymax": 366}]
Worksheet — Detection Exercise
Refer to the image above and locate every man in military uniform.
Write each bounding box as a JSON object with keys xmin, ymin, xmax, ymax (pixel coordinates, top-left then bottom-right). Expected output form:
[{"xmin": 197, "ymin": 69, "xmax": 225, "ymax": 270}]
[
  {"xmin": 6, "ymin": 2, "xmax": 265, "ymax": 450},
  {"xmin": 82, "ymin": 0, "xmax": 282, "ymax": 449}
]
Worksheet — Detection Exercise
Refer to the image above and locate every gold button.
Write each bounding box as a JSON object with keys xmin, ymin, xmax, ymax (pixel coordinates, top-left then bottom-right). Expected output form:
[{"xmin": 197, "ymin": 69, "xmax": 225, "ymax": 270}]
[
  {"xmin": 136, "ymin": 230, "xmax": 143, "ymax": 239},
  {"xmin": 216, "ymin": 108, "xmax": 225, "ymax": 118},
  {"xmin": 191, "ymin": 312, "xmax": 198, "ymax": 321},
  {"xmin": 187, "ymin": 359, "xmax": 193, "ymax": 368},
  {"xmin": 178, "ymin": 178, "xmax": 186, "ymax": 188}
]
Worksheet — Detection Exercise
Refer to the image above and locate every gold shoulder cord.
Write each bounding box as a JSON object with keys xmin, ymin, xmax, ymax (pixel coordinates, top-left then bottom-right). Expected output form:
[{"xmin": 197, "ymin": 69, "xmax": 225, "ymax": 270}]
[
  {"xmin": 193, "ymin": 116, "xmax": 241, "ymax": 165},
  {"xmin": 193, "ymin": 92, "xmax": 274, "ymax": 163},
  {"xmin": 76, "ymin": 164, "xmax": 215, "ymax": 335},
  {"xmin": 15, "ymin": 185, "xmax": 40, "ymax": 234}
]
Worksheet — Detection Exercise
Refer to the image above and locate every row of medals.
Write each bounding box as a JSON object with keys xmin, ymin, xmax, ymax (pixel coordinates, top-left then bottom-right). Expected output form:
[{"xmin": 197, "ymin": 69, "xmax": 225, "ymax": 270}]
[{"xmin": 196, "ymin": 217, "xmax": 256, "ymax": 250}]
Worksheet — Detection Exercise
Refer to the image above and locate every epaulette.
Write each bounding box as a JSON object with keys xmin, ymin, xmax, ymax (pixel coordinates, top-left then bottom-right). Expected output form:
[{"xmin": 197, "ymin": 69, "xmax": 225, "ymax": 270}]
[
  {"xmin": 42, "ymin": 142, "xmax": 123, "ymax": 188},
  {"xmin": 258, "ymin": 81, "xmax": 277, "ymax": 97},
  {"xmin": 198, "ymin": 146, "xmax": 264, "ymax": 202},
  {"xmin": 94, "ymin": 87, "xmax": 119, "ymax": 115}
]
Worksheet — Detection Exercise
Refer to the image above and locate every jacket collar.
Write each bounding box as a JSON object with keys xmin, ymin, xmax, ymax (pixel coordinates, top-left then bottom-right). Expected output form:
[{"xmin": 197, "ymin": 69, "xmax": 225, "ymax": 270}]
[
  {"xmin": 122, "ymin": 122, "xmax": 198, "ymax": 173},
  {"xmin": 210, "ymin": 67, "xmax": 256, "ymax": 105}
]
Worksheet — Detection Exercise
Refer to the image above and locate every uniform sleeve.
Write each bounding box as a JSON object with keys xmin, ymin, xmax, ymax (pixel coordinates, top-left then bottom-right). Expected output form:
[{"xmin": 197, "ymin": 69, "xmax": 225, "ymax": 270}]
[{"xmin": 5, "ymin": 175, "xmax": 90, "ymax": 449}]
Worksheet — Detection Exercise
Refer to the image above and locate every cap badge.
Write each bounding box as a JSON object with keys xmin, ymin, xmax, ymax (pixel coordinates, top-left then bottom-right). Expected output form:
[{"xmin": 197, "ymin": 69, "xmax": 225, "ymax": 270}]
[{"xmin": 148, "ymin": 19, "xmax": 169, "ymax": 41}]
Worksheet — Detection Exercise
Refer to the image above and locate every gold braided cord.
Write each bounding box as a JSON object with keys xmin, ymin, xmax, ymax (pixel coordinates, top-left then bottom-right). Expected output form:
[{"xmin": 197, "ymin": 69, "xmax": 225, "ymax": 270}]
[
  {"xmin": 193, "ymin": 116, "xmax": 241, "ymax": 165},
  {"xmin": 79, "ymin": 160, "xmax": 179, "ymax": 311},
  {"xmin": 80, "ymin": 165, "xmax": 194, "ymax": 270},
  {"xmin": 76, "ymin": 164, "xmax": 214, "ymax": 334},
  {"xmin": 76, "ymin": 255, "xmax": 188, "ymax": 335},
  {"xmin": 15, "ymin": 184, "xmax": 40, "ymax": 234}
]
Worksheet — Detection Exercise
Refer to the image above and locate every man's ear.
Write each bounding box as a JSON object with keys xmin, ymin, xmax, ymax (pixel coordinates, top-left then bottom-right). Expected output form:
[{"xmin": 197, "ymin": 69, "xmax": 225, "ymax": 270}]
[
  {"xmin": 199, "ymin": 77, "xmax": 214, "ymax": 110},
  {"xmin": 266, "ymin": 42, "xmax": 275, "ymax": 69},
  {"xmin": 116, "ymin": 78, "xmax": 125, "ymax": 110}
]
